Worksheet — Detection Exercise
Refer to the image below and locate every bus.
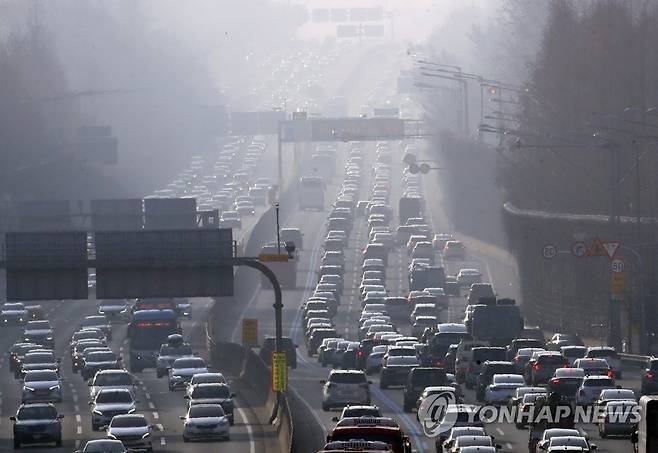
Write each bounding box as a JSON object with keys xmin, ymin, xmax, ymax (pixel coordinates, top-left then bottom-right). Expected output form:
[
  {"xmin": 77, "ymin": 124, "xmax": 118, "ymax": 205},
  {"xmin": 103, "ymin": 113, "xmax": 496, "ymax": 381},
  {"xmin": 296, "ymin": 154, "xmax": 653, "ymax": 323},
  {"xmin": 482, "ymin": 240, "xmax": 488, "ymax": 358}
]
[
  {"xmin": 634, "ymin": 396, "xmax": 658, "ymax": 452},
  {"xmin": 299, "ymin": 176, "xmax": 325, "ymax": 210},
  {"xmin": 127, "ymin": 310, "xmax": 181, "ymax": 372},
  {"xmin": 260, "ymin": 243, "xmax": 297, "ymax": 289}
]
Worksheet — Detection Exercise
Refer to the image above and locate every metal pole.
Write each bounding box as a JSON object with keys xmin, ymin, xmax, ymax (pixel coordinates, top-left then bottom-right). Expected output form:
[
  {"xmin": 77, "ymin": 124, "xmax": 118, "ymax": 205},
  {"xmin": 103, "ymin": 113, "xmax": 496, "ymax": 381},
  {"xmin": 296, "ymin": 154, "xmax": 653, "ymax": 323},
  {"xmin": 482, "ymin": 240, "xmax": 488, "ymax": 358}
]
[
  {"xmin": 277, "ymin": 121, "xmax": 283, "ymax": 198},
  {"xmin": 462, "ymin": 80, "xmax": 469, "ymax": 138},
  {"xmin": 275, "ymin": 203, "xmax": 281, "ymax": 255},
  {"xmin": 608, "ymin": 145, "xmax": 622, "ymax": 349}
]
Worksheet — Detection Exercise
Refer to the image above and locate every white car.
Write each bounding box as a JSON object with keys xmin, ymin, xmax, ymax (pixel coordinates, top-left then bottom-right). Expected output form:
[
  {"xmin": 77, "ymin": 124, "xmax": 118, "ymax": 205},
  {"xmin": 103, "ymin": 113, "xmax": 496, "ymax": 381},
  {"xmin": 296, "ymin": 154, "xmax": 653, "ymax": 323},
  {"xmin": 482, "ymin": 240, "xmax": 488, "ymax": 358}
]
[
  {"xmin": 185, "ymin": 372, "xmax": 228, "ymax": 398},
  {"xmin": 594, "ymin": 388, "xmax": 636, "ymax": 407},
  {"xmin": 456, "ymin": 269, "xmax": 482, "ymax": 286},
  {"xmin": 181, "ymin": 403, "xmax": 230, "ymax": 442},
  {"xmin": 90, "ymin": 388, "xmax": 137, "ymax": 431},
  {"xmin": 106, "ymin": 414, "xmax": 152, "ymax": 451},
  {"xmin": 78, "ymin": 439, "xmax": 127, "ymax": 452},
  {"xmin": 322, "ymin": 370, "xmax": 371, "ymax": 411},
  {"xmin": 168, "ymin": 357, "xmax": 209, "ymax": 391},
  {"xmin": 484, "ymin": 374, "xmax": 525, "ymax": 405},
  {"xmin": 21, "ymin": 370, "xmax": 62, "ymax": 403},
  {"xmin": 544, "ymin": 436, "xmax": 596, "ymax": 452},
  {"xmin": 575, "ymin": 376, "xmax": 616, "ymax": 406},
  {"xmin": 598, "ymin": 400, "xmax": 638, "ymax": 438},
  {"xmin": 186, "ymin": 383, "xmax": 235, "ymax": 425},
  {"xmin": 89, "ymin": 369, "xmax": 136, "ymax": 400}
]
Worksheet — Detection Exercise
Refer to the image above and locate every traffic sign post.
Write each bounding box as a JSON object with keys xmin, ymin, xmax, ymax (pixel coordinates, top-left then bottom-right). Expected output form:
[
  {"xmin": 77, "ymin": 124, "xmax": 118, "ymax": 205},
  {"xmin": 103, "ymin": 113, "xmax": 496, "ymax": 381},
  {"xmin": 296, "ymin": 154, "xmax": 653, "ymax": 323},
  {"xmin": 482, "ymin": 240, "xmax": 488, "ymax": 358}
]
[
  {"xmin": 271, "ymin": 352, "xmax": 288, "ymax": 392},
  {"xmin": 610, "ymin": 259, "xmax": 625, "ymax": 273},
  {"xmin": 542, "ymin": 244, "xmax": 558, "ymax": 260},
  {"xmin": 242, "ymin": 319, "xmax": 258, "ymax": 347},
  {"xmin": 611, "ymin": 273, "xmax": 624, "ymax": 296},
  {"xmin": 571, "ymin": 241, "xmax": 587, "ymax": 257}
]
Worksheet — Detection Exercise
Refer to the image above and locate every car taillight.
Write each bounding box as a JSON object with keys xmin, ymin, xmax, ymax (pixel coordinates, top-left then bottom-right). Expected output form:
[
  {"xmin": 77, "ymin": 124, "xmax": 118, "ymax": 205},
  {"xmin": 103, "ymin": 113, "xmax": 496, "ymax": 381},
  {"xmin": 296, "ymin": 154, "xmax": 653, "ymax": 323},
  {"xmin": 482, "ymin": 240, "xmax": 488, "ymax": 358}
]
[
  {"xmin": 607, "ymin": 370, "xmax": 614, "ymax": 378},
  {"xmin": 533, "ymin": 363, "xmax": 540, "ymax": 371},
  {"xmin": 357, "ymin": 351, "xmax": 364, "ymax": 357},
  {"xmin": 646, "ymin": 371, "xmax": 655, "ymax": 380},
  {"xmin": 514, "ymin": 356, "xmax": 522, "ymax": 363},
  {"xmin": 436, "ymin": 360, "xmax": 444, "ymax": 367},
  {"xmin": 550, "ymin": 378, "xmax": 560, "ymax": 385}
]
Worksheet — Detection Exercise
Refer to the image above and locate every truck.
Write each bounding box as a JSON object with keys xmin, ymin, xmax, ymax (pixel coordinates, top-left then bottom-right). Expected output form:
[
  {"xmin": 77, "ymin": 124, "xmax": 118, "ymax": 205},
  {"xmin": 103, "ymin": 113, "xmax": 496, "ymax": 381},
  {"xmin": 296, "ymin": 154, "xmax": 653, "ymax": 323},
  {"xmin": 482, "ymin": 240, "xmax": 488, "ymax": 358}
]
[
  {"xmin": 399, "ymin": 197, "xmax": 423, "ymax": 225},
  {"xmin": 466, "ymin": 298, "xmax": 523, "ymax": 347}
]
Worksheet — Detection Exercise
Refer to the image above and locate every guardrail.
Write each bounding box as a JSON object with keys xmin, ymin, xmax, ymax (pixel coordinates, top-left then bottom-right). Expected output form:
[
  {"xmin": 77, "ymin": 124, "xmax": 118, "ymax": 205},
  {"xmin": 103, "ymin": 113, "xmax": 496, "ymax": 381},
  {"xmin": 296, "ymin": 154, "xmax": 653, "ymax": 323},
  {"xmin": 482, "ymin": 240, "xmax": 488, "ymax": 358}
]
[{"xmin": 620, "ymin": 353, "xmax": 650, "ymax": 368}]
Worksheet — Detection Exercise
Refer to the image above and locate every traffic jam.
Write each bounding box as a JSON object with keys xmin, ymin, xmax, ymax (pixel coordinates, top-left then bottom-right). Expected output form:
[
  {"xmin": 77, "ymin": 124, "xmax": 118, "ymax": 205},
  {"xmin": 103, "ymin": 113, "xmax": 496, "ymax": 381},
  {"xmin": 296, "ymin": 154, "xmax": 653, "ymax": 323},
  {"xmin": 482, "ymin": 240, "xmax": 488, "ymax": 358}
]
[
  {"xmin": 296, "ymin": 139, "xmax": 641, "ymax": 453},
  {"xmin": 0, "ymin": 135, "xmax": 275, "ymax": 452}
]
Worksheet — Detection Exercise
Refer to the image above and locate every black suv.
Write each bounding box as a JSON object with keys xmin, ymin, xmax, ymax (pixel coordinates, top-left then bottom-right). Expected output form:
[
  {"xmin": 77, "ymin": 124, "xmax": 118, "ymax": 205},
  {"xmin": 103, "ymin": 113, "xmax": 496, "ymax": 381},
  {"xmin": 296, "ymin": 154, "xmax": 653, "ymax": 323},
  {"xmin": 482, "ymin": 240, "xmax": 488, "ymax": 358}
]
[
  {"xmin": 642, "ymin": 357, "xmax": 658, "ymax": 395},
  {"xmin": 402, "ymin": 367, "xmax": 448, "ymax": 412},
  {"xmin": 11, "ymin": 403, "xmax": 63, "ymax": 448},
  {"xmin": 475, "ymin": 361, "xmax": 515, "ymax": 401},
  {"xmin": 260, "ymin": 336, "xmax": 297, "ymax": 369}
]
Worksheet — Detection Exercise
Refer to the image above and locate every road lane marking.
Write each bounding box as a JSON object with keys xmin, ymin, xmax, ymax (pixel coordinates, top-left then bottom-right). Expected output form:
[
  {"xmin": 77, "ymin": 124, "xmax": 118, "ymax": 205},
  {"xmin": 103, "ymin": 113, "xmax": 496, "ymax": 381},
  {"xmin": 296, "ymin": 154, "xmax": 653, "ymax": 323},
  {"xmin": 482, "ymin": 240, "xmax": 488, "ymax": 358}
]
[
  {"xmin": 160, "ymin": 437, "xmax": 166, "ymax": 446},
  {"xmin": 156, "ymin": 423, "xmax": 164, "ymax": 431},
  {"xmin": 148, "ymin": 401, "xmax": 155, "ymax": 409},
  {"xmin": 76, "ymin": 415, "xmax": 81, "ymax": 423},
  {"xmin": 289, "ymin": 386, "xmax": 327, "ymax": 436},
  {"xmin": 145, "ymin": 392, "xmax": 151, "ymax": 399},
  {"xmin": 496, "ymin": 427, "xmax": 504, "ymax": 436},
  {"xmin": 152, "ymin": 411, "xmax": 159, "ymax": 419},
  {"xmin": 236, "ymin": 406, "xmax": 256, "ymax": 453},
  {"xmin": 74, "ymin": 404, "xmax": 79, "ymax": 412},
  {"xmin": 77, "ymin": 426, "xmax": 82, "ymax": 434}
]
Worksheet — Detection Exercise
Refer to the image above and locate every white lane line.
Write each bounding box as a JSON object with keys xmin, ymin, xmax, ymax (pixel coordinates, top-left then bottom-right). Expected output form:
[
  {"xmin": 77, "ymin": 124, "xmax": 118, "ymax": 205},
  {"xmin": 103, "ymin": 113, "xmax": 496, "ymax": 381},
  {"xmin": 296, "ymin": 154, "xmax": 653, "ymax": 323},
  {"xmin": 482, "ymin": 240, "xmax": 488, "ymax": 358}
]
[
  {"xmin": 152, "ymin": 411, "xmax": 159, "ymax": 419},
  {"xmin": 160, "ymin": 437, "xmax": 166, "ymax": 446},
  {"xmin": 72, "ymin": 394, "xmax": 78, "ymax": 403},
  {"xmin": 506, "ymin": 442, "xmax": 513, "ymax": 450},
  {"xmin": 74, "ymin": 405, "xmax": 79, "ymax": 412},
  {"xmin": 145, "ymin": 392, "xmax": 151, "ymax": 399},
  {"xmin": 496, "ymin": 427, "xmax": 504, "ymax": 436},
  {"xmin": 156, "ymin": 423, "xmax": 164, "ymax": 431},
  {"xmin": 77, "ymin": 426, "xmax": 82, "ymax": 434},
  {"xmin": 76, "ymin": 414, "xmax": 81, "ymax": 423},
  {"xmin": 236, "ymin": 406, "xmax": 256, "ymax": 453},
  {"xmin": 148, "ymin": 401, "xmax": 155, "ymax": 409},
  {"xmin": 289, "ymin": 386, "xmax": 327, "ymax": 436}
]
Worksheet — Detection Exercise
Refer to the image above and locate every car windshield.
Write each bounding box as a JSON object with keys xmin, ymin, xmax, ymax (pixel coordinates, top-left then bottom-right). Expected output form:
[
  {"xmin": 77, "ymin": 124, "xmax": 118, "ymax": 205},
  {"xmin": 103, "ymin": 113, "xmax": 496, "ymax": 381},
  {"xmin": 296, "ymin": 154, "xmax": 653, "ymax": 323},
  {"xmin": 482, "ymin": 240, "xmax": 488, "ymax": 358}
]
[
  {"xmin": 83, "ymin": 317, "xmax": 108, "ymax": 327},
  {"xmin": 84, "ymin": 440, "xmax": 126, "ymax": 452},
  {"xmin": 87, "ymin": 352, "xmax": 116, "ymax": 362},
  {"xmin": 24, "ymin": 353, "xmax": 54, "ymax": 363},
  {"xmin": 25, "ymin": 371, "xmax": 58, "ymax": 382},
  {"xmin": 329, "ymin": 373, "xmax": 367, "ymax": 384},
  {"xmin": 585, "ymin": 379, "xmax": 614, "ymax": 387},
  {"xmin": 96, "ymin": 391, "xmax": 132, "ymax": 404},
  {"xmin": 192, "ymin": 385, "xmax": 230, "ymax": 398},
  {"xmin": 26, "ymin": 321, "xmax": 50, "ymax": 330},
  {"xmin": 17, "ymin": 406, "xmax": 57, "ymax": 420},
  {"xmin": 160, "ymin": 345, "xmax": 193, "ymax": 356},
  {"xmin": 174, "ymin": 358, "xmax": 205, "ymax": 368},
  {"xmin": 189, "ymin": 405, "xmax": 225, "ymax": 418},
  {"xmin": 588, "ymin": 349, "xmax": 617, "ymax": 358},
  {"xmin": 387, "ymin": 356, "xmax": 420, "ymax": 366},
  {"xmin": 95, "ymin": 373, "xmax": 132, "ymax": 386},
  {"xmin": 549, "ymin": 436, "xmax": 588, "ymax": 448},
  {"xmin": 110, "ymin": 416, "xmax": 147, "ymax": 428}
]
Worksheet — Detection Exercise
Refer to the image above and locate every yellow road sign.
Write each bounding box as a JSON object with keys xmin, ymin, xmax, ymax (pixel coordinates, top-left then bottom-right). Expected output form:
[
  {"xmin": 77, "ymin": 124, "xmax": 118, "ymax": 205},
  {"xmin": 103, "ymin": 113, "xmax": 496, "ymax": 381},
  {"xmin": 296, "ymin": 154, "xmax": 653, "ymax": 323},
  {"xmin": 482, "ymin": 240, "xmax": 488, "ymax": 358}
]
[
  {"xmin": 258, "ymin": 254, "xmax": 289, "ymax": 262},
  {"xmin": 271, "ymin": 352, "xmax": 288, "ymax": 392},
  {"xmin": 242, "ymin": 318, "xmax": 258, "ymax": 347},
  {"xmin": 611, "ymin": 273, "xmax": 624, "ymax": 295}
]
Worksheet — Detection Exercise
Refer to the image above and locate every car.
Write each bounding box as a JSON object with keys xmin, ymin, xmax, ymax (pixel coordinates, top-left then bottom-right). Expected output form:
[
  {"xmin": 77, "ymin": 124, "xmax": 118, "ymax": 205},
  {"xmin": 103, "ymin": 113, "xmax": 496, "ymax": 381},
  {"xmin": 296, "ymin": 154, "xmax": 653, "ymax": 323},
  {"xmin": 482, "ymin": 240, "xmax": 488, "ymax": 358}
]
[
  {"xmin": 9, "ymin": 343, "xmax": 39, "ymax": 374},
  {"xmin": 380, "ymin": 355, "xmax": 420, "ymax": 389},
  {"xmin": 106, "ymin": 414, "xmax": 153, "ymax": 451},
  {"xmin": 526, "ymin": 351, "xmax": 568, "ymax": 385},
  {"xmin": 322, "ymin": 370, "xmax": 371, "ymax": 411},
  {"xmin": 403, "ymin": 367, "xmax": 449, "ymax": 412},
  {"xmin": 70, "ymin": 329, "xmax": 106, "ymax": 352},
  {"xmin": 432, "ymin": 233, "xmax": 454, "ymax": 250},
  {"xmin": 25, "ymin": 305, "xmax": 45, "ymax": 321},
  {"xmin": 168, "ymin": 357, "xmax": 209, "ymax": 391},
  {"xmin": 594, "ymin": 388, "xmax": 636, "ymax": 408},
  {"xmin": 181, "ymin": 403, "xmax": 230, "ymax": 442},
  {"xmin": 561, "ymin": 345, "xmax": 587, "ymax": 366},
  {"xmin": 443, "ymin": 240, "xmax": 466, "ymax": 259},
  {"xmin": 533, "ymin": 428, "xmax": 584, "ymax": 453},
  {"xmin": 89, "ymin": 369, "xmax": 136, "ymax": 400},
  {"xmin": 23, "ymin": 320, "xmax": 55, "ymax": 348},
  {"xmin": 19, "ymin": 351, "xmax": 59, "ymax": 378},
  {"xmin": 219, "ymin": 211, "xmax": 241, "ymax": 228},
  {"xmin": 90, "ymin": 388, "xmax": 137, "ymax": 431},
  {"xmin": 81, "ymin": 350, "xmax": 121, "ymax": 380},
  {"xmin": 156, "ymin": 334, "xmax": 194, "ymax": 378},
  {"xmin": 71, "ymin": 340, "xmax": 107, "ymax": 373},
  {"xmin": 512, "ymin": 347, "xmax": 546, "ymax": 373},
  {"xmin": 641, "ymin": 357, "xmax": 658, "ymax": 395},
  {"xmin": 575, "ymin": 376, "xmax": 616, "ymax": 406},
  {"xmin": 585, "ymin": 347, "xmax": 622, "ymax": 378},
  {"xmin": 2, "ymin": 302, "xmax": 28, "ymax": 325},
  {"xmin": 516, "ymin": 392, "xmax": 545, "ymax": 429},
  {"xmin": 598, "ymin": 399, "xmax": 639, "ymax": 438},
  {"xmin": 365, "ymin": 348, "xmax": 387, "ymax": 375},
  {"xmin": 475, "ymin": 361, "xmax": 516, "ymax": 401},
  {"xmin": 97, "ymin": 300, "xmax": 130, "ymax": 321},
  {"xmin": 76, "ymin": 439, "xmax": 127, "ymax": 453},
  {"xmin": 415, "ymin": 385, "xmax": 458, "ymax": 414},
  {"xmin": 544, "ymin": 436, "xmax": 596, "ymax": 452},
  {"xmin": 81, "ymin": 315, "xmax": 113, "ymax": 340},
  {"xmin": 573, "ymin": 358, "xmax": 613, "ymax": 377},
  {"xmin": 21, "ymin": 370, "xmax": 62, "ymax": 403},
  {"xmin": 11, "ymin": 403, "xmax": 63, "ymax": 448},
  {"xmin": 548, "ymin": 367, "xmax": 585, "ymax": 400},
  {"xmin": 185, "ymin": 372, "xmax": 228, "ymax": 398},
  {"xmin": 331, "ymin": 405, "xmax": 382, "ymax": 422},
  {"xmin": 185, "ymin": 383, "xmax": 235, "ymax": 424},
  {"xmin": 508, "ymin": 386, "xmax": 546, "ymax": 413},
  {"xmin": 507, "ymin": 338, "xmax": 545, "ymax": 361},
  {"xmin": 484, "ymin": 374, "xmax": 526, "ymax": 405},
  {"xmin": 456, "ymin": 268, "xmax": 482, "ymax": 286},
  {"xmin": 326, "ymin": 416, "xmax": 412, "ymax": 453},
  {"xmin": 450, "ymin": 435, "xmax": 500, "ymax": 452},
  {"xmin": 441, "ymin": 426, "xmax": 487, "ymax": 451}
]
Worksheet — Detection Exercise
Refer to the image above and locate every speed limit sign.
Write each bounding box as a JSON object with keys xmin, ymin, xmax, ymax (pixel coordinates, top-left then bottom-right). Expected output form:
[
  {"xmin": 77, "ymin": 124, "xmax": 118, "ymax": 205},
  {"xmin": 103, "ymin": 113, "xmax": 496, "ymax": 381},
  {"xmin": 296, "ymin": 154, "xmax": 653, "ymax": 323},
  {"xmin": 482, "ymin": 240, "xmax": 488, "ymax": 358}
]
[{"xmin": 610, "ymin": 259, "xmax": 625, "ymax": 273}]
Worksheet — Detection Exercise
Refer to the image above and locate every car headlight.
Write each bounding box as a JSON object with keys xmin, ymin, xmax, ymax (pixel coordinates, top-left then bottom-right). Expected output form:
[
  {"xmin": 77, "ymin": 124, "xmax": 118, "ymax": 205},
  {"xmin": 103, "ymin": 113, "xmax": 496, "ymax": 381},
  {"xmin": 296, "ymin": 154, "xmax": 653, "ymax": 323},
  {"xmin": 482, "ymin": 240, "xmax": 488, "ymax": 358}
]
[
  {"xmin": 46, "ymin": 337, "xmax": 53, "ymax": 341},
  {"xmin": 119, "ymin": 308, "xmax": 127, "ymax": 314},
  {"xmin": 142, "ymin": 432, "xmax": 151, "ymax": 439},
  {"xmin": 93, "ymin": 409, "xmax": 103, "ymax": 415},
  {"xmin": 48, "ymin": 385, "xmax": 60, "ymax": 391},
  {"xmin": 128, "ymin": 408, "xmax": 136, "ymax": 414},
  {"xmin": 108, "ymin": 434, "xmax": 117, "ymax": 440},
  {"xmin": 219, "ymin": 418, "xmax": 228, "ymax": 425},
  {"xmin": 24, "ymin": 386, "xmax": 36, "ymax": 392}
]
